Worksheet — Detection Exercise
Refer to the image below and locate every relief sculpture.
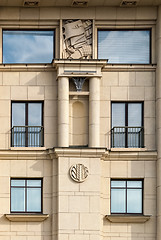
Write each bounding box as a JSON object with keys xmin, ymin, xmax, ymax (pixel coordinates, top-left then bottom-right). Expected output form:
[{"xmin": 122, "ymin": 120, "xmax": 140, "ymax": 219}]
[{"xmin": 62, "ymin": 19, "xmax": 92, "ymax": 59}]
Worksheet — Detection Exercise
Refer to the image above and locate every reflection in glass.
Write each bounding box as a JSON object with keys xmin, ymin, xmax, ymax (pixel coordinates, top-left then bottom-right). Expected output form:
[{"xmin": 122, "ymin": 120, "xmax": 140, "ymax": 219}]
[
  {"xmin": 111, "ymin": 189, "xmax": 126, "ymax": 213},
  {"xmin": 127, "ymin": 181, "xmax": 142, "ymax": 188},
  {"xmin": 27, "ymin": 180, "xmax": 41, "ymax": 187},
  {"xmin": 127, "ymin": 189, "xmax": 142, "ymax": 213},
  {"xmin": 27, "ymin": 188, "xmax": 41, "ymax": 212},
  {"xmin": 111, "ymin": 181, "xmax": 126, "ymax": 188},
  {"xmin": 98, "ymin": 30, "xmax": 150, "ymax": 64},
  {"xmin": 3, "ymin": 30, "xmax": 54, "ymax": 64},
  {"xmin": 11, "ymin": 188, "xmax": 25, "ymax": 212},
  {"xmin": 11, "ymin": 179, "xmax": 25, "ymax": 187}
]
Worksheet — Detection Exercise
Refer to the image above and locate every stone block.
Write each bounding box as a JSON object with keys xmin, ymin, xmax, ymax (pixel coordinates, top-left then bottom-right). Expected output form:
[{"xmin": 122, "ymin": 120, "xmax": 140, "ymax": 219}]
[
  {"xmin": 0, "ymin": 86, "xmax": 10, "ymax": 99},
  {"xmin": 28, "ymin": 86, "xmax": 44, "ymax": 100},
  {"xmin": 102, "ymin": 72, "xmax": 119, "ymax": 86},
  {"xmin": 20, "ymin": 72, "xmax": 37, "ymax": 85},
  {"xmin": 3, "ymin": 72, "xmax": 19, "ymax": 85},
  {"xmin": 111, "ymin": 161, "xmax": 128, "ymax": 177},
  {"xmin": 69, "ymin": 196, "xmax": 90, "ymax": 212},
  {"xmin": 128, "ymin": 87, "xmax": 144, "ymax": 100},
  {"xmin": 80, "ymin": 213, "xmax": 99, "ymax": 230},
  {"xmin": 59, "ymin": 213, "xmax": 79, "ymax": 230},
  {"xmin": 11, "ymin": 160, "xmax": 26, "ymax": 176},
  {"xmin": 119, "ymin": 72, "xmax": 135, "ymax": 86},
  {"xmin": 128, "ymin": 161, "xmax": 144, "ymax": 178},
  {"xmin": 11, "ymin": 86, "xmax": 27, "ymax": 100},
  {"xmin": 111, "ymin": 87, "xmax": 128, "ymax": 100}
]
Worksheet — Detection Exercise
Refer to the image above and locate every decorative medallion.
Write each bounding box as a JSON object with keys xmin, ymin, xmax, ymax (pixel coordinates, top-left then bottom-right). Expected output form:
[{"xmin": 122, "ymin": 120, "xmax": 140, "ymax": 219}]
[{"xmin": 69, "ymin": 164, "xmax": 89, "ymax": 183}]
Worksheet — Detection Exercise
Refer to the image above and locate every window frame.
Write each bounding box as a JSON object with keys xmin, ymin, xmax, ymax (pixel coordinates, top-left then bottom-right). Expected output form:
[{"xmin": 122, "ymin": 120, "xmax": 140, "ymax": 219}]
[
  {"xmin": 97, "ymin": 28, "xmax": 151, "ymax": 64},
  {"xmin": 10, "ymin": 178, "xmax": 43, "ymax": 214},
  {"xmin": 111, "ymin": 101, "xmax": 144, "ymax": 148},
  {"xmin": 11, "ymin": 101, "xmax": 44, "ymax": 147},
  {"xmin": 110, "ymin": 179, "xmax": 144, "ymax": 215},
  {"xmin": 2, "ymin": 29, "xmax": 55, "ymax": 64}
]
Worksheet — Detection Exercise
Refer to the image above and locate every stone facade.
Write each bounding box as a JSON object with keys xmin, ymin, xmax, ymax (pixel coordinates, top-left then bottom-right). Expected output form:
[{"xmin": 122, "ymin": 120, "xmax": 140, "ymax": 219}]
[{"xmin": 0, "ymin": 1, "xmax": 159, "ymax": 240}]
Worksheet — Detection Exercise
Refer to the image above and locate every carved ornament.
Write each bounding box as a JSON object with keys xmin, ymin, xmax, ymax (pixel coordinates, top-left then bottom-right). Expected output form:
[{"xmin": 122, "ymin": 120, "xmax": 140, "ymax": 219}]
[{"xmin": 69, "ymin": 164, "xmax": 89, "ymax": 182}]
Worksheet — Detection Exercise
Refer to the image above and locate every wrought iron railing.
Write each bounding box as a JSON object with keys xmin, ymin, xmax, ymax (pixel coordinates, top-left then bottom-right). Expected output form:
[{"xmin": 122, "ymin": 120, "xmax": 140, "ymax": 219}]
[
  {"xmin": 11, "ymin": 126, "xmax": 44, "ymax": 147},
  {"xmin": 111, "ymin": 126, "xmax": 144, "ymax": 148}
]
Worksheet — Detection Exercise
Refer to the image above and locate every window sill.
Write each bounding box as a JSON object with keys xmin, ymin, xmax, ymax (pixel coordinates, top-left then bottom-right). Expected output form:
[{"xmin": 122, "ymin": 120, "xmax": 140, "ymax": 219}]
[
  {"xmin": 5, "ymin": 214, "xmax": 49, "ymax": 222},
  {"xmin": 110, "ymin": 148, "xmax": 147, "ymax": 152},
  {"xmin": 10, "ymin": 147, "xmax": 46, "ymax": 151},
  {"xmin": 105, "ymin": 215, "xmax": 151, "ymax": 223}
]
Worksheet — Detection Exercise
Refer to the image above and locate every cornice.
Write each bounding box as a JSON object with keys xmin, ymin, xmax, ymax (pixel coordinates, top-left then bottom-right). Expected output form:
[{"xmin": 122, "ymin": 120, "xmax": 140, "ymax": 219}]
[
  {"xmin": 49, "ymin": 147, "xmax": 107, "ymax": 158},
  {"xmin": 102, "ymin": 150, "xmax": 157, "ymax": 161}
]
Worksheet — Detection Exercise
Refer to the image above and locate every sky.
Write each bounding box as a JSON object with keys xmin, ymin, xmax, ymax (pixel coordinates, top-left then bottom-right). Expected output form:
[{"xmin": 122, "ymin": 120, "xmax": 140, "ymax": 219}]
[
  {"xmin": 98, "ymin": 30, "xmax": 150, "ymax": 64},
  {"xmin": 3, "ymin": 30, "xmax": 54, "ymax": 64}
]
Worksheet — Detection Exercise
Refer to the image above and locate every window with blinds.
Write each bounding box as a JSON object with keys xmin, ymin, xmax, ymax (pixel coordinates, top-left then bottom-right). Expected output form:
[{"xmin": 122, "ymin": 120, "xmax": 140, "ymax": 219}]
[{"xmin": 98, "ymin": 30, "xmax": 151, "ymax": 64}]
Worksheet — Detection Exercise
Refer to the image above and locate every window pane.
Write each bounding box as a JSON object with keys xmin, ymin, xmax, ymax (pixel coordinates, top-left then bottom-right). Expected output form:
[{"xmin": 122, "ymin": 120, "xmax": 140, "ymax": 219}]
[
  {"xmin": 98, "ymin": 30, "xmax": 150, "ymax": 64},
  {"xmin": 112, "ymin": 103, "xmax": 125, "ymax": 127},
  {"xmin": 127, "ymin": 189, "xmax": 142, "ymax": 213},
  {"xmin": 3, "ymin": 30, "xmax": 54, "ymax": 64},
  {"xmin": 128, "ymin": 103, "xmax": 142, "ymax": 126},
  {"xmin": 11, "ymin": 179, "xmax": 25, "ymax": 187},
  {"xmin": 27, "ymin": 188, "xmax": 41, "ymax": 212},
  {"xmin": 11, "ymin": 188, "xmax": 25, "ymax": 212},
  {"xmin": 12, "ymin": 103, "xmax": 25, "ymax": 126},
  {"xmin": 111, "ymin": 180, "xmax": 126, "ymax": 188},
  {"xmin": 111, "ymin": 189, "xmax": 126, "ymax": 213},
  {"xmin": 28, "ymin": 103, "xmax": 42, "ymax": 126},
  {"xmin": 27, "ymin": 180, "xmax": 41, "ymax": 187},
  {"xmin": 127, "ymin": 181, "xmax": 142, "ymax": 188}
]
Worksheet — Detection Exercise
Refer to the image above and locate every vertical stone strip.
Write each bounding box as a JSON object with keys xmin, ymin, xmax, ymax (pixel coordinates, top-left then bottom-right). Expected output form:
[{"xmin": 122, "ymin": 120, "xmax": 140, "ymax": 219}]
[
  {"xmin": 156, "ymin": 5, "xmax": 161, "ymax": 240},
  {"xmin": 89, "ymin": 77, "xmax": 100, "ymax": 147},
  {"xmin": 58, "ymin": 77, "xmax": 69, "ymax": 147}
]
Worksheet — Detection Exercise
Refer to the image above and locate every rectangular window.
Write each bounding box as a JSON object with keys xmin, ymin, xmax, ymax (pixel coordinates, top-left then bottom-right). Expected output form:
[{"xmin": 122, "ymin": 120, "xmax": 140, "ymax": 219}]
[
  {"xmin": 11, "ymin": 179, "xmax": 42, "ymax": 213},
  {"xmin": 98, "ymin": 30, "xmax": 150, "ymax": 64},
  {"xmin": 111, "ymin": 102, "xmax": 144, "ymax": 148},
  {"xmin": 3, "ymin": 30, "xmax": 55, "ymax": 64},
  {"xmin": 111, "ymin": 180, "xmax": 143, "ymax": 214},
  {"xmin": 11, "ymin": 102, "xmax": 44, "ymax": 147}
]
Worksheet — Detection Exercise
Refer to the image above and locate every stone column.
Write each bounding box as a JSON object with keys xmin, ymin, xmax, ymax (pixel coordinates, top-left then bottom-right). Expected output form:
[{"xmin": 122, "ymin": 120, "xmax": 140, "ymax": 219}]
[
  {"xmin": 156, "ymin": 5, "xmax": 161, "ymax": 240},
  {"xmin": 89, "ymin": 77, "xmax": 100, "ymax": 147},
  {"xmin": 58, "ymin": 77, "xmax": 69, "ymax": 147}
]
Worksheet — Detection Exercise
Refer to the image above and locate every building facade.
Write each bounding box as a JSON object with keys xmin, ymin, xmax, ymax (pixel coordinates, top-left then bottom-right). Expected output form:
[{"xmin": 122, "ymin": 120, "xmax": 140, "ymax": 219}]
[{"xmin": 0, "ymin": 0, "xmax": 160, "ymax": 240}]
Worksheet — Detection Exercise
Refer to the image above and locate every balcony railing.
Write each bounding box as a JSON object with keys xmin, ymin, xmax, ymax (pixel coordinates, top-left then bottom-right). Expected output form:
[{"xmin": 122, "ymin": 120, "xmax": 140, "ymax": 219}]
[
  {"xmin": 111, "ymin": 126, "xmax": 144, "ymax": 148},
  {"xmin": 11, "ymin": 126, "xmax": 44, "ymax": 147}
]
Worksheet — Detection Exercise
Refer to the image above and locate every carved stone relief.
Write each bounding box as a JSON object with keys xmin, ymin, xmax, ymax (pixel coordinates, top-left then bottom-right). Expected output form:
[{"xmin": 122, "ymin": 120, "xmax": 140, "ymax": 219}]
[
  {"xmin": 69, "ymin": 164, "xmax": 89, "ymax": 182},
  {"xmin": 62, "ymin": 20, "xmax": 92, "ymax": 59}
]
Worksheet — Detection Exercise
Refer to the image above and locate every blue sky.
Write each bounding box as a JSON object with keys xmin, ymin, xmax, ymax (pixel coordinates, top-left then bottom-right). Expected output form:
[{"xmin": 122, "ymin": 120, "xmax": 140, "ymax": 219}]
[{"xmin": 3, "ymin": 30, "xmax": 54, "ymax": 64}]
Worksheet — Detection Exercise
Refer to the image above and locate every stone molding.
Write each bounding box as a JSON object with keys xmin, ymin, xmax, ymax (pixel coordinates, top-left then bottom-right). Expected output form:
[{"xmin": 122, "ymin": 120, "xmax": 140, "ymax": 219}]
[
  {"xmin": 105, "ymin": 215, "xmax": 151, "ymax": 223},
  {"xmin": 49, "ymin": 147, "xmax": 107, "ymax": 158},
  {"xmin": 5, "ymin": 214, "xmax": 49, "ymax": 222},
  {"xmin": 102, "ymin": 150, "xmax": 157, "ymax": 161}
]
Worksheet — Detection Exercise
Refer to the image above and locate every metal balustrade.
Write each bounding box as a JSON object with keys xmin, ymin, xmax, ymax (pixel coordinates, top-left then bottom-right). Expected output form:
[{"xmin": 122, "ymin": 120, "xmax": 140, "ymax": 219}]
[
  {"xmin": 111, "ymin": 126, "xmax": 144, "ymax": 148},
  {"xmin": 11, "ymin": 126, "xmax": 44, "ymax": 147}
]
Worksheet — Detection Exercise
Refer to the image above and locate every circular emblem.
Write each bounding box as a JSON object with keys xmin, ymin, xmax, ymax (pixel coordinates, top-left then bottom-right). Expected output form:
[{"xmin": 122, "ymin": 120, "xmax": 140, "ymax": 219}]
[{"xmin": 69, "ymin": 164, "xmax": 89, "ymax": 183}]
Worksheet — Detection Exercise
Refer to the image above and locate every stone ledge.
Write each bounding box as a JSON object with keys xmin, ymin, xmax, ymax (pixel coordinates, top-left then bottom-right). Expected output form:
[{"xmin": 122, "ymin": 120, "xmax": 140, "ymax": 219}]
[
  {"xmin": 5, "ymin": 214, "xmax": 49, "ymax": 222},
  {"xmin": 105, "ymin": 214, "xmax": 151, "ymax": 223}
]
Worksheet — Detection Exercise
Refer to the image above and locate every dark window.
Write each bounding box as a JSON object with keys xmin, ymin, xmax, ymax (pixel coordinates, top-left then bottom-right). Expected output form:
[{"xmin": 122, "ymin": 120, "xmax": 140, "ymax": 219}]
[
  {"xmin": 98, "ymin": 30, "xmax": 151, "ymax": 64},
  {"xmin": 11, "ymin": 179, "xmax": 42, "ymax": 213},
  {"xmin": 111, "ymin": 102, "xmax": 144, "ymax": 148},
  {"xmin": 3, "ymin": 30, "xmax": 55, "ymax": 64},
  {"xmin": 11, "ymin": 102, "xmax": 44, "ymax": 147},
  {"xmin": 111, "ymin": 180, "xmax": 143, "ymax": 214}
]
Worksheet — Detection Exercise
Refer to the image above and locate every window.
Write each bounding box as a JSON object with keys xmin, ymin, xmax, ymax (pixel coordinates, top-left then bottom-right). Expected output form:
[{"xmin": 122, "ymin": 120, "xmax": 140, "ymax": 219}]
[
  {"xmin": 111, "ymin": 102, "xmax": 144, "ymax": 148},
  {"xmin": 111, "ymin": 180, "xmax": 143, "ymax": 214},
  {"xmin": 11, "ymin": 179, "xmax": 42, "ymax": 213},
  {"xmin": 3, "ymin": 30, "xmax": 55, "ymax": 64},
  {"xmin": 98, "ymin": 30, "xmax": 150, "ymax": 64},
  {"xmin": 11, "ymin": 102, "xmax": 43, "ymax": 147}
]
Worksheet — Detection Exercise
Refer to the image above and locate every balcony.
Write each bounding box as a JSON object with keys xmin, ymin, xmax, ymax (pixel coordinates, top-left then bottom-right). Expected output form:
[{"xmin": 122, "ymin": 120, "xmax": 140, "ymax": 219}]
[
  {"xmin": 11, "ymin": 126, "xmax": 44, "ymax": 147},
  {"xmin": 111, "ymin": 126, "xmax": 144, "ymax": 148}
]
